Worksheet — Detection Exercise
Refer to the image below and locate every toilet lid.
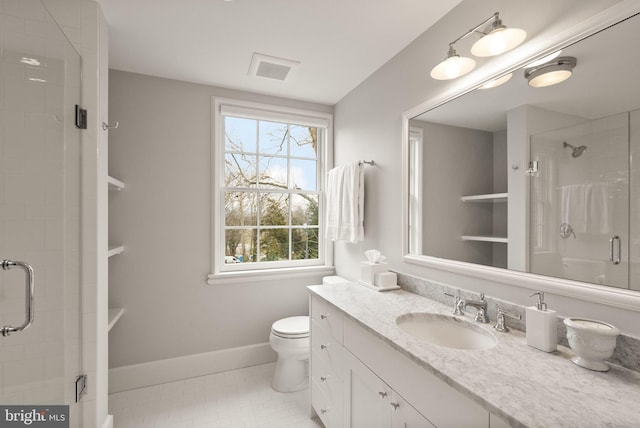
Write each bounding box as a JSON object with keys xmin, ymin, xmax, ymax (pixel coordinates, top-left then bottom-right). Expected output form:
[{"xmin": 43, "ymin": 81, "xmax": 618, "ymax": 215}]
[{"xmin": 272, "ymin": 316, "xmax": 309, "ymax": 338}]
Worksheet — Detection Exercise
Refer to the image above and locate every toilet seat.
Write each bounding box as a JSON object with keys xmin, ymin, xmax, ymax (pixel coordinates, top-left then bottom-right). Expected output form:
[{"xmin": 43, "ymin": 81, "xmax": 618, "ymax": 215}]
[{"xmin": 271, "ymin": 316, "xmax": 309, "ymax": 339}]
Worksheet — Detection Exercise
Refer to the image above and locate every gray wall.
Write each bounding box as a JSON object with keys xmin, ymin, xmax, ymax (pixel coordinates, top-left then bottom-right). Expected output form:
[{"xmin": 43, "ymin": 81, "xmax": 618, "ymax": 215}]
[
  {"xmin": 414, "ymin": 121, "xmax": 494, "ymax": 265},
  {"xmin": 108, "ymin": 70, "xmax": 333, "ymax": 367},
  {"xmin": 332, "ymin": 0, "xmax": 640, "ymax": 336}
]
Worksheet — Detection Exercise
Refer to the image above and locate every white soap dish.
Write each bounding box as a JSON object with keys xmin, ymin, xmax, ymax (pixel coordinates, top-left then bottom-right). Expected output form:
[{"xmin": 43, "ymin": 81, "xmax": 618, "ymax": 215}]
[
  {"xmin": 563, "ymin": 317, "xmax": 620, "ymax": 372},
  {"xmin": 358, "ymin": 280, "xmax": 400, "ymax": 292}
]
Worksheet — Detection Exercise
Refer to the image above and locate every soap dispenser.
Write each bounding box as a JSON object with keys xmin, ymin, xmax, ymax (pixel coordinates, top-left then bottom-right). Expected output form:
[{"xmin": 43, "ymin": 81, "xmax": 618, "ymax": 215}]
[{"xmin": 526, "ymin": 291, "xmax": 557, "ymax": 352}]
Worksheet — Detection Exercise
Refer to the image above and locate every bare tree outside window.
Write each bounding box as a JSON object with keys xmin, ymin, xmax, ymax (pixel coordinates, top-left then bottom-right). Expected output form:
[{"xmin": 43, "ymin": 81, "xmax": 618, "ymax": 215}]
[{"xmin": 223, "ymin": 115, "xmax": 320, "ymax": 265}]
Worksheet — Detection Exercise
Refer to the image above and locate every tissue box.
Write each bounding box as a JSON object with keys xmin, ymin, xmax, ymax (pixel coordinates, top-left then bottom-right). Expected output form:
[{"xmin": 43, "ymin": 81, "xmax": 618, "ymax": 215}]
[
  {"xmin": 374, "ymin": 272, "xmax": 397, "ymax": 288},
  {"xmin": 361, "ymin": 261, "xmax": 388, "ymax": 284}
]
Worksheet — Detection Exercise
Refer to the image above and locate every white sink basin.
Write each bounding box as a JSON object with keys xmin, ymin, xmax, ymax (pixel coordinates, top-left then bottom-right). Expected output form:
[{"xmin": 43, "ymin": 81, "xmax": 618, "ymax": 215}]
[{"xmin": 396, "ymin": 313, "xmax": 497, "ymax": 350}]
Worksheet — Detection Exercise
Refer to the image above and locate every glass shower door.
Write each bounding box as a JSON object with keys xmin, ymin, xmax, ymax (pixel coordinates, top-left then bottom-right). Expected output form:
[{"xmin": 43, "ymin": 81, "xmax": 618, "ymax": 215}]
[
  {"xmin": 0, "ymin": 0, "xmax": 83, "ymax": 418},
  {"xmin": 529, "ymin": 113, "xmax": 629, "ymax": 288}
]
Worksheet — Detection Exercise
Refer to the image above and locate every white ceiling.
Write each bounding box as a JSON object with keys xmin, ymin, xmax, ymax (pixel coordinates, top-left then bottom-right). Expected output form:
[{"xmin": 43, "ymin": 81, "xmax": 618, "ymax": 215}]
[{"xmin": 96, "ymin": 0, "xmax": 463, "ymax": 105}]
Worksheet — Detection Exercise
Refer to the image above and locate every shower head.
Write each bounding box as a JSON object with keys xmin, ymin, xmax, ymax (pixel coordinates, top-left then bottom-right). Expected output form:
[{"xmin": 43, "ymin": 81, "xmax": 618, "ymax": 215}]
[{"xmin": 563, "ymin": 141, "xmax": 587, "ymax": 158}]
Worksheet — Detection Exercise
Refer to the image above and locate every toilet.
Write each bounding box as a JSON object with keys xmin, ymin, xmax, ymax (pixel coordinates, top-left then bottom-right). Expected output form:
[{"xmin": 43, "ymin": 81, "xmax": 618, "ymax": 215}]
[
  {"xmin": 269, "ymin": 315, "xmax": 310, "ymax": 392},
  {"xmin": 269, "ymin": 276, "xmax": 349, "ymax": 392}
]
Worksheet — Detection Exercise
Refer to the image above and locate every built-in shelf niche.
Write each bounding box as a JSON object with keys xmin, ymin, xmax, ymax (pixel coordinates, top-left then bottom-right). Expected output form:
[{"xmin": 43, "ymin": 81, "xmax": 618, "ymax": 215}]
[
  {"xmin": 108, "ymin": 245, "xmax": 124, "ymax": 257},
  {"xmin": 461, "ymin": 235, "xmax": 508, "ymax": 243},
  {"xmin": 460, "ymin": 192, "xmax": 508, "ymax": 202},
  {"xmin": 108, "ymin": 176, "xmax": 125, "ymax": 191},
  {"xmin": 108, "ymin": 174, "xmax": 125, "ymax": 332},
  {"xmin": 108, "ymin": 307, "xmax": 125, "ymax": 332}
]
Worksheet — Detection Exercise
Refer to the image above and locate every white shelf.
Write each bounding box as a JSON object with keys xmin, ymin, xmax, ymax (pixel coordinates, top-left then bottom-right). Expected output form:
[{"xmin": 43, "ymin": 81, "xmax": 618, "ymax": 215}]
[
  {"xmin": 461, "ymin": 235, "xmax": 508, "ymax": 243},
  {"xmin": 108, "ymin": 176, "xmax": 125, "ymax": 191},
  {"xmin": 108, "ymin": 245, "xmax": 125, "ymax": 257},
  {"xmin": 108, "ymin": 307, "xmax": 125, "ymax": 332},
  {"xmin": 461, "ymin": 193, "xmax": 508, "ymax": 202}
]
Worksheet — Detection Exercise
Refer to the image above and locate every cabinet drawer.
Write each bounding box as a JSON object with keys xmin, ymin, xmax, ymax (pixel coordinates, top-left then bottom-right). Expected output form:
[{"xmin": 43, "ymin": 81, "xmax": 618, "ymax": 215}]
[
  {"xmin": 311, "ymin": 319, "xmax": 345, "ymax": 379},
  {"xmin": 311, "ymin": 295, "xmax": 344, "ymax": 343},
  {"xmin": 312, "ymin": 378, "xmax": 343, "ymax": 428},
  {"xmin": 311, "ymin": 353, "xmax": 343, "ymax": 402}
]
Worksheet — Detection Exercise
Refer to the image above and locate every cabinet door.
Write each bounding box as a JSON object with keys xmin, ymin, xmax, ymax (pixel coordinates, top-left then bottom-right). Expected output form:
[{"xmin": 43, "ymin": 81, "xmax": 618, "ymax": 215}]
[
  {"xmin": 391, "ymin": 392, "xmax": 436, "ymax": 428},
  {"xmin": 344, "ymin": 352, "xmax": 392, "ymax": 428}
]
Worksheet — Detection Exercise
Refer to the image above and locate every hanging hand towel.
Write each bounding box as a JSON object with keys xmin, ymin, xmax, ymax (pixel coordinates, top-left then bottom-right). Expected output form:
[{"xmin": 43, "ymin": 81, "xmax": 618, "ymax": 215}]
[
  {"xmin": 560, "ymin": 184, "xmax": 587, "ymax": 233},
  {"xmin": 326, "ymin": 161, "xmax": 364, "ymax": 243}
]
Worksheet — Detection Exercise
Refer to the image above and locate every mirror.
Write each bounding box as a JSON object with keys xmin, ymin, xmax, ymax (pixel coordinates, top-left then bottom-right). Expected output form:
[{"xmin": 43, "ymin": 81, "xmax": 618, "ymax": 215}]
[{"xmin": 407, "ymin": 12, "xmax": 640, "ymax": 291}]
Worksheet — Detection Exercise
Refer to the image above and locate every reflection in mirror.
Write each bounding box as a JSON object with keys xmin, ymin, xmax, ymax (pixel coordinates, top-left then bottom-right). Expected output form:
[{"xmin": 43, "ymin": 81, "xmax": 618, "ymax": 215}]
[{"xmin": 408, "ymin": 13, "xmax": 640, "ymax": 291}]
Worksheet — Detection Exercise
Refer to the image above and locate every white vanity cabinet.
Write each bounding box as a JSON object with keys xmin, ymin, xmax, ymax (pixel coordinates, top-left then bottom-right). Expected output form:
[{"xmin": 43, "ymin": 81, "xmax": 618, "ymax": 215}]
[
  {"xmin": 310, "ymin": 295, "xmax": 345, "ymax": 428},
  {"xmin": 310, "ymin": 294, "xmax": 491, "ymax": 428}
]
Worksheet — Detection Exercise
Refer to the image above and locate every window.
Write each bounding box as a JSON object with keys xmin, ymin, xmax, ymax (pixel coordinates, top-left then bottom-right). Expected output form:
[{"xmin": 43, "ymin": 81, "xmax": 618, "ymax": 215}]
[{"xmin": 211, "ymin": 98, "xmax": 333, "ymax": 278}]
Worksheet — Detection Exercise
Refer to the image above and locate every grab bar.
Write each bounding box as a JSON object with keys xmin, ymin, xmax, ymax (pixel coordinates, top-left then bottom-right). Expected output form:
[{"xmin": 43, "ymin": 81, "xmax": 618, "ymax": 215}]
[
  {"xmin": 609, "ymin": 236, "xmax": 621, "ymax": 265},
  {"xmin": 1, "ymin": 260, "xmax": 35, "ymax": 337}
]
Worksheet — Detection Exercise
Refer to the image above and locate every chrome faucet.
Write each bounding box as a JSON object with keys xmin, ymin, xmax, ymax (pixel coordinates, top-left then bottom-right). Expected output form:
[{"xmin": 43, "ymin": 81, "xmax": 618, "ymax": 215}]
[{"xmin": 463, "ymin": 293, "xmax": 489, "ymax": 323}]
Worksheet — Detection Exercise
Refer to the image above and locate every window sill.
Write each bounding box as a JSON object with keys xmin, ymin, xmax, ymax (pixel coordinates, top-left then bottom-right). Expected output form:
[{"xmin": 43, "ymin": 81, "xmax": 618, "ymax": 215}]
[{"xmin": 207, "ymin": 265, "xmax": 336, "ymax": 286}]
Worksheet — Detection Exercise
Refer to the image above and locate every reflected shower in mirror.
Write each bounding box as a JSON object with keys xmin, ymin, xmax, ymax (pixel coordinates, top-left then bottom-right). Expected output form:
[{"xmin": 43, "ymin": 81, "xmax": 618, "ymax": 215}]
[{"xmin": 407, "ymin": 12, "xmax": 640, "ymax": 291}]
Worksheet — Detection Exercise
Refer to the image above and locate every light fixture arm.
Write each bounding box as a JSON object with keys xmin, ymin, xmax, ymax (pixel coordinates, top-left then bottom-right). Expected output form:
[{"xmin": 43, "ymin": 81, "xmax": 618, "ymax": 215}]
[{"xmin": 447, "ymin": 12, "xmax": 500, "ymax": 49}]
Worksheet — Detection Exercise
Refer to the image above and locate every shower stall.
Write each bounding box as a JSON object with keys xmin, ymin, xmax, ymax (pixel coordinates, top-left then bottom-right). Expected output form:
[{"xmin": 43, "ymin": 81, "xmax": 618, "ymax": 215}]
[
  {"xmin": 529, "ymin": 110, "xmax": 639, "ymax": 290},
  {"xmin": 0, "ymin": 0, "xmax": 84, "ymax": 421}
]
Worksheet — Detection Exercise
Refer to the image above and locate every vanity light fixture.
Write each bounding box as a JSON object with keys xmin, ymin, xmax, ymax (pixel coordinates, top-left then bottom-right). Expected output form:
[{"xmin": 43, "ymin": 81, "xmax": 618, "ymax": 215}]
[
  {"xmin": 430, "ymin": 12, "xmax": 526, "ymax": 81},
  {"xmin": 430, "ymin": 45, "xmax": 476, "ymax": 80},
  {"xmin": 470, "ymin": 14, "xmax": 527, "ymax": 57},
  {"xmin": 525, "ymin": 56, "xmax": 577, "ymax": 88}
]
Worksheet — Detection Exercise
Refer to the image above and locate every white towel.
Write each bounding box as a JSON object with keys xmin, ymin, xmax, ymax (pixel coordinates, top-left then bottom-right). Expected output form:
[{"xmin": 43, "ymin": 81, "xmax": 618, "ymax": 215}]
[
  {"xmin": 586, "ymin": 182, "xmax": 611, "ymax": 234},
  {"xmin": 560, "ymin": 184, "xmax": 587, "ymax": 233},
  {"xmin": 560, "ymin": 183, "xmax": 611, "ymax": 234},
  {"xmin": 325, "ymin": 161, "xmax": 364, "ymax": 243}
]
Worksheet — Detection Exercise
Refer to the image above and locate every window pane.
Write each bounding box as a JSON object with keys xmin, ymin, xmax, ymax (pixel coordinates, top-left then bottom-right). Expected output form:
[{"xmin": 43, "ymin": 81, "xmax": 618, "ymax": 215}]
[
  {"xmin": 225, "ymin": 192, "xmax": 257, "ymax": 226},
  {"xmin": 292, "ymin": 227, "xmax": 319, "ymax": 260},
  {"xmin": 258, "ymin": 155, "xmax": 288, "ymax": 188},
  {"xmin": 225, "ymin": 116, "xmax": 257, "ymax": 153},
  {"xmin": 225, "ymin": 229, "xmax": 257, "ymax": 263},
  {"xmin": 260, "ymin": 193, "xmax": 289, "ymax": 226},
  {"xmin": 291, "ymin": 194, "xmax": 318, "ymax": 226},
  {"xmin": 259, "ymin": 121, "xmax": 288, "ymax": 155},
  {"xmin": 259, "ymin": 229, "xmax": 289, "ymax": 261},
  {"xmin": 290, "ymin": 158, "xmax": 317, "ymax": 190},
  {"xmin": 225, "ymin": 153, "xmax": 256, "ymax": 187},
  {"xmin": 289, "ymin": 125, "xmax": 317, "ymax": 159}
]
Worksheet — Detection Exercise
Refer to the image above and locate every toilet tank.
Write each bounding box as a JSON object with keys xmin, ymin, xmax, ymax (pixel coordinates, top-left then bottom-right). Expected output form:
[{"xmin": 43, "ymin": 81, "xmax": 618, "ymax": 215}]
[{"xmin": 322, "ymin": 276, "xmax": 350, "ymax": 285}]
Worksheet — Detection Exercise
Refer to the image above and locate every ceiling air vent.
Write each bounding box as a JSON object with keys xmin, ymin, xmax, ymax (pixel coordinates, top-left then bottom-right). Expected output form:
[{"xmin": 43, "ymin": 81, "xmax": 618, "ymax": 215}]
[{"xmin": 248, "ymin": 53, "xmax": 300, "ymax": 81}]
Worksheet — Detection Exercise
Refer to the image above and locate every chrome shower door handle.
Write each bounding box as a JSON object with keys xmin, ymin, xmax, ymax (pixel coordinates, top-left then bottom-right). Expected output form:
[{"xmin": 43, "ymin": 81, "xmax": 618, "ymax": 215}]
[
  {"xmin": 609, "ymin": 236, "xmax": 621, "ymax": 265},
  {"xmin": 1, "ymin": 260, "xmax": 35, "ymax": 337}
]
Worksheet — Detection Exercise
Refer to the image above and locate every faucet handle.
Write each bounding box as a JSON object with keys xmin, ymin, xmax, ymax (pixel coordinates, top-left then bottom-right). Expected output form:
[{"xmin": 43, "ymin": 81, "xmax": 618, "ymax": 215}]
[
  {"xmin": 493, "ymin": 308, "xmax": 522, "ymax": 333},
  {"xmin": 444, "ymin": 292, "xmax": 464, "ymax": 316}
]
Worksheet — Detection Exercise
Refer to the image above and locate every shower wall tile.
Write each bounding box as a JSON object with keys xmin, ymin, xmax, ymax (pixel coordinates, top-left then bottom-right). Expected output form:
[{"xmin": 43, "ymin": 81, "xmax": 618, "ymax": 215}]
[
  {"xmin": 3, "ymin": 0, "xmax": 47, "ymax": 21},
  {"xmin": 3, "ymin": 358, "xmax": 45, "ymax": 393},
  {"xmin": 4, "ymin": 219, "xmax": 45, "ymax": 249},
  {"xmin": 0, "ymin": 0, "xmax": 81, "ymax": 412}
]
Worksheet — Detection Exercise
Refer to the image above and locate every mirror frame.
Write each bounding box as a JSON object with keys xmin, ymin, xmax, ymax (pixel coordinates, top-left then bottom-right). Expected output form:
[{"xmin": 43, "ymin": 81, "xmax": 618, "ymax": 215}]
[{"xmin": 402, "ymin": 1, "xmax": 640, "ymax": 312}]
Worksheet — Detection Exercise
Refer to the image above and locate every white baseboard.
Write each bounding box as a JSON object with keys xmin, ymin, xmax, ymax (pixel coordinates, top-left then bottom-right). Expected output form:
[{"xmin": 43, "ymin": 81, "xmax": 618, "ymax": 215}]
[
  {"xmin": 108, "ymin": 342, "xmax": 276, "ymax": 393},
  {"xmin": 101, "ymin": 415, "xmax": 113, "ymax": 428}
]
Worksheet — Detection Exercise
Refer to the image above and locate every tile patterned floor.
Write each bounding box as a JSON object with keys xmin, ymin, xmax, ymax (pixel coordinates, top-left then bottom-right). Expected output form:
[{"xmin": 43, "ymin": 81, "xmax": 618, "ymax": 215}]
[{"xmin": 109, "ymin": 363, "xmax": 323, "ymax": 428}]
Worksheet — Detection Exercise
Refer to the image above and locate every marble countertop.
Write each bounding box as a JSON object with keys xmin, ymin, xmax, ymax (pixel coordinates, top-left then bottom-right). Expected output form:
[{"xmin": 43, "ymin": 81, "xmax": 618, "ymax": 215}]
[{"xmin": 308, "ymin": 283, "xmax": 640, "ymax": 428}]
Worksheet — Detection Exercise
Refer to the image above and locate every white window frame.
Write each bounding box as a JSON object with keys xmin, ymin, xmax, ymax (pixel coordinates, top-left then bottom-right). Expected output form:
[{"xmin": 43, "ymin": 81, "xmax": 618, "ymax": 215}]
[{"xmin": 208, "ymin": 97, "xmax": 334, "ymax": 284}]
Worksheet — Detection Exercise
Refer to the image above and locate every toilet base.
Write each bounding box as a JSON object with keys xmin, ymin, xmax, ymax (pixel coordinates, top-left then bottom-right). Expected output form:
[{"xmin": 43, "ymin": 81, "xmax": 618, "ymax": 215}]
[{"xmin": 271, "ymin": 356, "xmax": 308, "ymax": 392}]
